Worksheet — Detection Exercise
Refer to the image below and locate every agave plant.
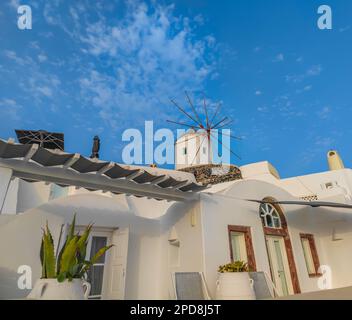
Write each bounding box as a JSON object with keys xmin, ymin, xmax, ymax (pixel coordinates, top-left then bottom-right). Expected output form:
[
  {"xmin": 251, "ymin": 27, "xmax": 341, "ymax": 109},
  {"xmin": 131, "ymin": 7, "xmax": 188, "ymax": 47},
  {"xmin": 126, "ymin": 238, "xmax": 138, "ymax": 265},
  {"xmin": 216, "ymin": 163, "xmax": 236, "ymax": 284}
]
[
  {"xmin": 218, "ymin": 261, "xmax": 249, "ymax": 273},
  {"xmin": 40, "ymin": 214, "xmax": 113, "ymax": 282}
]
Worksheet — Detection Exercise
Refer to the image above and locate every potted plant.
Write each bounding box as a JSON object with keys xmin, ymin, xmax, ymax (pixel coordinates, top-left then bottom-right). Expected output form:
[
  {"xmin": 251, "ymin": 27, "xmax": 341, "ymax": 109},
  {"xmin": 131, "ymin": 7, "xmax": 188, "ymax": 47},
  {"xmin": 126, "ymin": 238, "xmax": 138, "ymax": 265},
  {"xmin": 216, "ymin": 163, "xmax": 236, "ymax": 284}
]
[
  {"xmin": 27, "ymin": 214, "xmax": 113, "ymax": 300},
  {"xmin": 215, "ymin": 261, "xmax": 256, "ymax": 300}
]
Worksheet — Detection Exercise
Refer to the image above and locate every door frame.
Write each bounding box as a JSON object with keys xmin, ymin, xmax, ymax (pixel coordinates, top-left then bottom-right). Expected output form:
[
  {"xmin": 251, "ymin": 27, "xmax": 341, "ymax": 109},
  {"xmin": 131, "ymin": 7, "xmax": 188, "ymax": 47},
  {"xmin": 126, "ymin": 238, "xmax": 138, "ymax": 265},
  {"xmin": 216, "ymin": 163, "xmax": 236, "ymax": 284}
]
[
  {"xmin": 260, "ymin": 198, "xmax": 301, "ymax": 294},
  {"xmin": 265, "ymin": 235, "xmax": 294, "ymax": 296}
]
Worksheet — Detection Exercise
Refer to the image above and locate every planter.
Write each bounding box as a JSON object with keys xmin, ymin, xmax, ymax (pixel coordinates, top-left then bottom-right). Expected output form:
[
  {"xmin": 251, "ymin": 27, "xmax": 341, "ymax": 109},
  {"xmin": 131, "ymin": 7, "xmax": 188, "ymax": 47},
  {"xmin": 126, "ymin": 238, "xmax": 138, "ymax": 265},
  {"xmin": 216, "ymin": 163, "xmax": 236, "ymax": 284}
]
[
  {"xmin": 215, "ymin": 272, "xmax": 256, "ymax": 300},
  {"xmin": 27, "ymin": 279, "xmax": 91, "ymax": 300}
]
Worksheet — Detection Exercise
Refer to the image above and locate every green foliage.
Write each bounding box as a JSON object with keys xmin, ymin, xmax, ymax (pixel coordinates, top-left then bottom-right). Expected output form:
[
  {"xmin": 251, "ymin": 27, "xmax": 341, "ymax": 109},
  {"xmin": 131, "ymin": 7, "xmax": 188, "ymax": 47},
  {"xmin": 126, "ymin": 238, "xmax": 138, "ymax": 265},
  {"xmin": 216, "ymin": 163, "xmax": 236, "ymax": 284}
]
[
  {"xmin": 43, "ymin": 222, "xmax": 56, "ymax": 278},
  {"xmin": 218, "ymin": 261, "xmax": 249, "ymax": 273},
  {"xmin": 39, "ymin": 213, "xmax": 113, "ymax": 282}
]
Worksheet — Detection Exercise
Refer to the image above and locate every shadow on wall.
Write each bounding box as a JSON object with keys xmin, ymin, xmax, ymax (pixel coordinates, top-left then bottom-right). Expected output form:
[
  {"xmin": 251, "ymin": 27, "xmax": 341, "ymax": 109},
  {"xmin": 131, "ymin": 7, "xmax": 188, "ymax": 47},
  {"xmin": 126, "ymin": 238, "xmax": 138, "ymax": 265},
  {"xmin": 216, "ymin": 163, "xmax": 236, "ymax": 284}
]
[
  {"xmin": 37, "ymin": 193, "xmax": 161, "ymax": 235},
  {"xmin": 159, "ymin": 200, "xmax": 198, "ymax": 232}
]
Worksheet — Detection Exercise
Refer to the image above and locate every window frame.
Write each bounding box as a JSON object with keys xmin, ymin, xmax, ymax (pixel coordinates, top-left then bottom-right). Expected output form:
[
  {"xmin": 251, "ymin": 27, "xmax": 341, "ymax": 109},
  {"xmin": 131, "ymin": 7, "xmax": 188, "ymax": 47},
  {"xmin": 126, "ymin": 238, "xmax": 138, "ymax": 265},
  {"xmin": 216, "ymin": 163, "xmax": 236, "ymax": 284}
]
[
  {"xmin": 228, "ymin": 225, "xmax": 257, "ymax": 271},
  {"xmin": 260, "ymin": 202, "xmax": 282, "ymax": 229},
  {"xmin": 300, "ymin": 233, "xmax": 321, "ymax": 277}
]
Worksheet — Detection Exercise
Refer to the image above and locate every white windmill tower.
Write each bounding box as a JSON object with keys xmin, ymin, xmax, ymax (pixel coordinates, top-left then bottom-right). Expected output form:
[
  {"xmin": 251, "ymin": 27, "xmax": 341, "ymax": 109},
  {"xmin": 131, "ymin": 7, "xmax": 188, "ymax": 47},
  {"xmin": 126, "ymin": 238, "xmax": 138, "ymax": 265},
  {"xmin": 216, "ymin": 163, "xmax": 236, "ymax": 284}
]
[
  {"xmin": 175, "ymin": 128, "xmax": 212, "ymax": 169},
  {"xmin": 167, "ymin": 92, "xmax": 241, "ymax": 170}
]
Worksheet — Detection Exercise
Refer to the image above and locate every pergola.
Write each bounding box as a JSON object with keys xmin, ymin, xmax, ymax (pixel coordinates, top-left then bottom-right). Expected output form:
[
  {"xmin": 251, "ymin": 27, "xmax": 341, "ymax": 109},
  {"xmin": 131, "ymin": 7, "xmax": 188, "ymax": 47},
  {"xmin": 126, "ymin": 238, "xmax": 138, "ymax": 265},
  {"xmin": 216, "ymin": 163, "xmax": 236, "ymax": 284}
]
[{"xmin": 0, "ymin": 139, "xmax": 207, "ymax": 203}]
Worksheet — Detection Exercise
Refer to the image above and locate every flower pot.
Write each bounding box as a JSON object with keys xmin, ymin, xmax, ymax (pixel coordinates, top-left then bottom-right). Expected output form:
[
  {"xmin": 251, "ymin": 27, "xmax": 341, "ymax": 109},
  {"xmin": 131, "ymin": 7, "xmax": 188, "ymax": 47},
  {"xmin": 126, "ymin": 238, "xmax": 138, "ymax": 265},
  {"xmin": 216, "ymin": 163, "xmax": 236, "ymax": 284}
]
[
  {"xmin": 215, "ymin": 272, "xmax": 256, "ymax": 300},
  {"xmin": 27, "ymin": 279, "xmax": 91, "ymax": 300}
]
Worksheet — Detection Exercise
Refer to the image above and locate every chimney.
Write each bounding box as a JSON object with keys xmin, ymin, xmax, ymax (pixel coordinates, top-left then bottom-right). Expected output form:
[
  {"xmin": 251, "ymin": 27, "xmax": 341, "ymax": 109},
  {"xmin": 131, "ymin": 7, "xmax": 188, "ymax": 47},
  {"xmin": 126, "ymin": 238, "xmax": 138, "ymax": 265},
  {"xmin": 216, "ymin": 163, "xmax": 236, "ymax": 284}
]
[{"xmin": 327, "ymin": 150, "xmax": 344, "ymax": 171}]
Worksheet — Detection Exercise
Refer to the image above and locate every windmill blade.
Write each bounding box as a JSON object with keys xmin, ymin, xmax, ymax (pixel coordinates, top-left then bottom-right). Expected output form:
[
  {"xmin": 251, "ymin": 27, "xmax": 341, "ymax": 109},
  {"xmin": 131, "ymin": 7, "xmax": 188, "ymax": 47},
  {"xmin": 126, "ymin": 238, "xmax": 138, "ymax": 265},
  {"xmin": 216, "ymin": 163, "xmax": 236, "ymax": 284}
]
[
  {"xmin": 185, "ymin": 91, "xmax": 204, "ymax": 128},
  {"xmin": 190, "ymin": 135, "xmax": 206, "ymax": 166},
  {"xmin": 202, "ymin": 92, "xmax": 210, "ymax": 129},
  {"xmin": 174, "ymin": 134, "xmax": 199, "ymax": 145},
  {"xmin": 216, "ymin": 119, "xmax": 234, "ymax": 130},
  {"xmin": 245, "ymin": 199, "xmax": 352, "ymax": 209},
  {"xmin": 209, "ymin": 102, "xmax": 222, "ymax": 128},
  {"xmin": 166, "ymin": 119, "xmax": 202, "ymax": 130},
  {"xmin": 170, "ymin": 99, "xmax": 200, "ymax": 127},
  {"xmin": 211, "ymin": 116, "xmax": 229, "ymax": 129},
  {"xmin": 211, "ymin": 129, "xmax": 242, "ymax": 141},
  {"xmin": 210, "ymin": 132, "xmax": 241, "ymax": 160}
]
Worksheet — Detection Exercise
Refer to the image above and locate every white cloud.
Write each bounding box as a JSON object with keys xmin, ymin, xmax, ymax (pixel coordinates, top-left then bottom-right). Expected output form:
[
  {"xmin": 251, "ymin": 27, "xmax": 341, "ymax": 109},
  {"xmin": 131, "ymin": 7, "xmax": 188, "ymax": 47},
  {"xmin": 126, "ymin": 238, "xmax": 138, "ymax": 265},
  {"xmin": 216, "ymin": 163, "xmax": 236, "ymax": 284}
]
[
  {"xmin": 4, "ymin": 50, "xmax": 33, "ymax": 65},
  {"xmin": 306, "ymin": 65, "xmax": 322, "ymax": 76},
  {"xmin": 273, "ymin": 53, "xmax": 284, "ymax": 62},
  {"xmin": 38, "ymin": 53, "xmax": 47, "ymax": 62},
  {"xmin": 296, "ymin": 85, "xmax": 312, "ymax": 94},
  {"xmin": 3, "ymin": 46, "xmax": 62, "ymax": 102},
  {"xmin": 257, "ymin": 106, "xmax": 268, "ymax": 112},
  {"xmin": 0, "ymin": 98, "xmax": 22, "ymax": 120},
  {"xmin": 286, "ymin": 65, "xmax": 323, "ymax": 83},
  {"xmin": 36, "ymin": 86, "xmax": 53, "ymax": 97},
  {"xmin": 9, "ymin": 0, "xmax": 20, "ymax": 9},
  {"xmin": 21, "ymin": 73, "xmax": 61, "ymax": 101},
  {"xmin": 339, "ymin": 26, "xmax": 350, "ymax": 33},
  {"xmin": 76, "ymin": 2, "xmax": 217, "ymax": 129},
  {"xmin": 315, "ymin": 136, "xmax": 334, "ymax": 147},
  {"xmin": 255, "ymin": 90, "xmax": 262, "ymax": 96},
  {"xmin": 317, "ymin": 106, "xmax": 331, "ymax": 119}
]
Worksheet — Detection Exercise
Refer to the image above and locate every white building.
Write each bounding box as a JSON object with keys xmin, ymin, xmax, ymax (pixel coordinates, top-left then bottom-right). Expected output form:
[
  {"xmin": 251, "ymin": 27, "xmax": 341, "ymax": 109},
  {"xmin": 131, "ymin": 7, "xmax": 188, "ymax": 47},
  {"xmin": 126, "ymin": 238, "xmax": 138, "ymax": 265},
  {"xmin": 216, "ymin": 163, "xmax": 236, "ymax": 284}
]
[{"xmin": 1, "ymin": 135, "xmax": 352, "ymax": 299}]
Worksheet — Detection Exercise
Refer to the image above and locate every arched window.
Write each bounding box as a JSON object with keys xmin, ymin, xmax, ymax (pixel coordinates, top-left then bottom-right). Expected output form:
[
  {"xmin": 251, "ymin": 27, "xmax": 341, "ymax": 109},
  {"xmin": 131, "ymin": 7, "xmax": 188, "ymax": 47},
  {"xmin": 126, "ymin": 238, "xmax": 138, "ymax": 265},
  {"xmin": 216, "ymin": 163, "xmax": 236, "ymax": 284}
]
[{"xmin": 259, "ymin": 203, "xmax": 282, "ymax": 228}]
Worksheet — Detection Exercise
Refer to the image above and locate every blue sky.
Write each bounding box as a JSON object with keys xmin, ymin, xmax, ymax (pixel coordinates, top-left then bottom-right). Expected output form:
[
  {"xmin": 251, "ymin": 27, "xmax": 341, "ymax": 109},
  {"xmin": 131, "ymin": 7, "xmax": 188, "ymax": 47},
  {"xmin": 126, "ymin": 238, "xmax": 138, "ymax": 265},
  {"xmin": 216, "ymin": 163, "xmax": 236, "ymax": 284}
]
[{"xmin": 0, "ymin": 0, "xmax": 352, "ymax": 178}]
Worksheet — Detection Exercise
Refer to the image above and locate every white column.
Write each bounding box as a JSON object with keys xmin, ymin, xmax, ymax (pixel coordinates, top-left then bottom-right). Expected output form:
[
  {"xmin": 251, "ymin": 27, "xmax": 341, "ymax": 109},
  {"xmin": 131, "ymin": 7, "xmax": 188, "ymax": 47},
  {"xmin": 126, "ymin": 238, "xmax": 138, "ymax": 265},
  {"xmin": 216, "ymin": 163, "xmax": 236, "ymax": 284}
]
[{"xmin": 0, "ymin": 167, "xmax": 13, "ymax": 214}]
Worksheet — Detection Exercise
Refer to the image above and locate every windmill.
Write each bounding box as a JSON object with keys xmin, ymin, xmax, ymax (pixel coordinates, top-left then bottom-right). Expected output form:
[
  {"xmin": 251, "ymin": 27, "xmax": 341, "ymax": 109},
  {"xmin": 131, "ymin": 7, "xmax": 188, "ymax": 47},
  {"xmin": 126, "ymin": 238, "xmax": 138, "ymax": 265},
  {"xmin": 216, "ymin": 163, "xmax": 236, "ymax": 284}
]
[{"xmin": 167, "ymin": 91, "xmax": 242, "ymax": 169}]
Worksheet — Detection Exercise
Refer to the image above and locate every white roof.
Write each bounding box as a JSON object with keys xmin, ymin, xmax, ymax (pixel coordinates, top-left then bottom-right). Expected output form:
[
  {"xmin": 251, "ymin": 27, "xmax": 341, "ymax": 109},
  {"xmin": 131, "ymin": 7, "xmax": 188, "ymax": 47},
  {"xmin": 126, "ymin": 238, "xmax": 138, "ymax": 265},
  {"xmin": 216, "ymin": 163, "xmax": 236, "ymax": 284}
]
[{"xmin": 0, "ymin": 139, "xmax": 207, "ymax": 202}]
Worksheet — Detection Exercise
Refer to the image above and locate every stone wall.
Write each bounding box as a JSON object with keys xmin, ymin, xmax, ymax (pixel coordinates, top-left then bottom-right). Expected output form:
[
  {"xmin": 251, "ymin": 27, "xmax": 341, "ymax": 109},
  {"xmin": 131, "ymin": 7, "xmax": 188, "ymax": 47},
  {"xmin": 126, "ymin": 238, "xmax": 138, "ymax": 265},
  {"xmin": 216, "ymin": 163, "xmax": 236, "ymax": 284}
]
[{"xmin": 178, "ymin": 164, "xmax": 242, "ymax": 185}]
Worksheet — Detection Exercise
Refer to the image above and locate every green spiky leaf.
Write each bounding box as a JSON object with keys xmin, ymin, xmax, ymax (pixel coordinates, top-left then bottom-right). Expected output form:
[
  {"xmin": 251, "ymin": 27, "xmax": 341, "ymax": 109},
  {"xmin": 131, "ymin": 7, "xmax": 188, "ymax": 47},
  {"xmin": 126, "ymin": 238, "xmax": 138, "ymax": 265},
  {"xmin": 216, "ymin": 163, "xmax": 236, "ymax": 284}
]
[
  {"xmin": 90, "ymin": 245, "xmax": 113, "ymax": 265},
  {"xmin": 60, "ymin": 235, "xmax": 79, "ymax": 274},
  {"xmin": 43, "ymin": 229, "xmax": 56, "ymax": 278},
  {"xmin": 67, "ymin": 213, "xmax": 76, "ymax": 244}
]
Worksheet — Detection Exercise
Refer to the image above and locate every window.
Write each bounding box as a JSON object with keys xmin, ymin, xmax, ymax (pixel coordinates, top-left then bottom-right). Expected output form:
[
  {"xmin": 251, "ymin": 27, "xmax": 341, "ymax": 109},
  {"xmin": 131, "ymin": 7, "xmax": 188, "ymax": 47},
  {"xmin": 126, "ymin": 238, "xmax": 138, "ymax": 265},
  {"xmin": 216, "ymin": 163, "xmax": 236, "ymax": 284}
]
[
  {"xmin": 260, "ymin": 203, "xmax": 281, "ymax": 228},
  {"xmin": 86, "ymin": 236, "xmax": 109, "ymax": 299},
  {"xmin": 182, "ymin": 147, "xmax": 187, "ymax": 155},
  {"xmin": 228, "ymin": 226, "xmax": 256, "ymax": 271},
  {"xmin": 300, "ymin": 234, "xmax": 321, "ymax": 277},
  {"xmin": 203, "ymin": 146, "xmax": 207, "ymax": 154},
  {"xmin": 230, "ymin": 232, "xmax": 247, "ymax": 262}
]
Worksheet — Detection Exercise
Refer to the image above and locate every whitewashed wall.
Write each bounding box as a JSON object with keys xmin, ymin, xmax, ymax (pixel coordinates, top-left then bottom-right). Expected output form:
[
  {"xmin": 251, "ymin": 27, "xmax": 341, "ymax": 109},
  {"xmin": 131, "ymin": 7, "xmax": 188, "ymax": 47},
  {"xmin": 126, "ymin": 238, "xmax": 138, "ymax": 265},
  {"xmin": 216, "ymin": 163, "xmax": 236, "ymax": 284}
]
[
  {"xmin": 0, "ymin": 210, "xmax": 64, "ymax": 299},
  {"xmin": 318, "ymin": 227, "xmax": 352, "ymax": 289},
  {"xmin": 1, "ymin": 178, "xmax": 19, "ymax": 214},
  {"xmin": 199, "ymin": 179, "xmax": 339, "ymax": 297},
  {"xmin": 0, "ymin": 193, "xmax": 165, "ymax": 299},
  {"xmin": 159, "ymin": 201, "xmax": 204, "ymax": 299},
  {"xmin": 1, "ymin": 176, "xmax": 352, "ymax": 299},
  {"xmin": 16, "ymin": 180, "xmax": 51, "ymax": 213}
]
